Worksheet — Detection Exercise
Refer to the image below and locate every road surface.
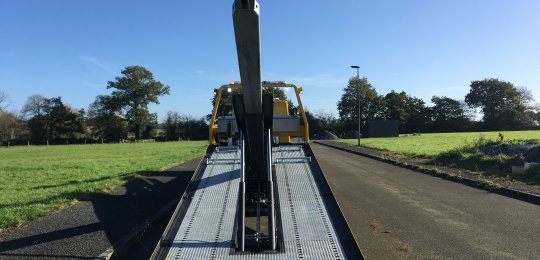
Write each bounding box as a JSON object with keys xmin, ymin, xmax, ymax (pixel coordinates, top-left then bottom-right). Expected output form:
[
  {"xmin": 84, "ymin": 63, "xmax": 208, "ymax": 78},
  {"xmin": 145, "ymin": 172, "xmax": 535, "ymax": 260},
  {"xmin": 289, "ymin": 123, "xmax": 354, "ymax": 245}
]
[{"xmin": 311, "ymin": 143, "xmax": 540, "ymax": 259}]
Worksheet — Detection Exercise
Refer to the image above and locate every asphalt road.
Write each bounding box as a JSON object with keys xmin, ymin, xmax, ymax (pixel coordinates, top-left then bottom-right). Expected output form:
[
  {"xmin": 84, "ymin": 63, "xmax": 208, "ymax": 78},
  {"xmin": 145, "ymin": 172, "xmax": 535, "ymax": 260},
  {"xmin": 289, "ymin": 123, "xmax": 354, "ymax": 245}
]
[
  {"xmin": 311, "ymin": 143, "xmax": 540, "ymax": 260},
  {"xmin": 0, "ymin": 159, "xmax": 199, "ymax": 260}
]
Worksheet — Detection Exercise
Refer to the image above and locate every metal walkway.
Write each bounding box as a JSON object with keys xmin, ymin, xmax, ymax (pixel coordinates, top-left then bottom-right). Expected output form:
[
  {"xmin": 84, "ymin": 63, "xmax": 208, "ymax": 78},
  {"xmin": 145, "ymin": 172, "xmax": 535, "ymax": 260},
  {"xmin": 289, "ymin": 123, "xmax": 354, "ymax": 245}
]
[{"xmin": 162, "ymin": 145, "xmax": 347, "ymax": 259}]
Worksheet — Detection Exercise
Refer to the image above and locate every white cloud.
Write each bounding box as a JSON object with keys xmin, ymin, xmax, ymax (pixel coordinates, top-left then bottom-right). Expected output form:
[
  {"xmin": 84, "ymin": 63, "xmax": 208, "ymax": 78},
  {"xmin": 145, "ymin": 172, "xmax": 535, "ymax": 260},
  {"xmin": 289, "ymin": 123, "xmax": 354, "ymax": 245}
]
[{"xmin": 79, "ymin": 55, "xmax": 115, "ymax": 72}]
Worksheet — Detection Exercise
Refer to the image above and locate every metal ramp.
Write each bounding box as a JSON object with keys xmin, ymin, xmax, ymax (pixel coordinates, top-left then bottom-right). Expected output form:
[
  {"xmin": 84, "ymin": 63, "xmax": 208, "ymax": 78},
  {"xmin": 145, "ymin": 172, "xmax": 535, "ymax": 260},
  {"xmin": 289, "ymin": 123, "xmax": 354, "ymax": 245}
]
[{"xmin": 153, "ymin": 145, "xmax": 355, "ymax": 259}]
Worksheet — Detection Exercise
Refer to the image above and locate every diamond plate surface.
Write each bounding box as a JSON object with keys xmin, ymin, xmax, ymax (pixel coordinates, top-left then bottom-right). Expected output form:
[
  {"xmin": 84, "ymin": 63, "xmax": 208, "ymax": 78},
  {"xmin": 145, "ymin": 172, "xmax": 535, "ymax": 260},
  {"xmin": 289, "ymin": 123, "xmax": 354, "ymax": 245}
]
[{"xmin": 164, "ymin": 145, "xmax": 346, "ymax": 259}]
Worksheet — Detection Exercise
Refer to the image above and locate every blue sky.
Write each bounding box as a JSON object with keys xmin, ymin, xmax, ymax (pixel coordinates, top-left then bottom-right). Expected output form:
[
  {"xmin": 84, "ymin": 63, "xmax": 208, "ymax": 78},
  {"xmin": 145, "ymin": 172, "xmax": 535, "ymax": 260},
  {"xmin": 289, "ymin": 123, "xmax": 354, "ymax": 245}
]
[{"xmin": 1, "ymin": 0, "xmax": 539, "ymax": 120}]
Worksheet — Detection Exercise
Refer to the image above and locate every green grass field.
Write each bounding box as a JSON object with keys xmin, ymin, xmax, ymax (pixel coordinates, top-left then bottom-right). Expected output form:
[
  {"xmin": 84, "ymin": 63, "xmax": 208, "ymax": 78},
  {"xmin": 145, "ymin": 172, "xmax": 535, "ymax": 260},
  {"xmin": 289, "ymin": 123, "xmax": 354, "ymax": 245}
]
[
  {"xmin": 0, "ymin": 141, "xmax": 207, "ymax": 229},
  {"xmin": 340, "ymin": 130, "xmax": 540, "ymax": 157}
]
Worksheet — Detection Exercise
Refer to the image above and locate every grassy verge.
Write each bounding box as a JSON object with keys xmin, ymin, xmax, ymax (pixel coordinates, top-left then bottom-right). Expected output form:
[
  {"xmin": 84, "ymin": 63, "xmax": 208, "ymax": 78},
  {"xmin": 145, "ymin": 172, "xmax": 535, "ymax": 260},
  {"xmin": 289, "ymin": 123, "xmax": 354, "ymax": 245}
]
[
  {"xmin": 434, "ymin": 138, "xmax": 540, "ymax": 183},
  {"xmin": 0, "ymin": 141, "xmax": 207, "ymax": 229},
  {"xmin": 339, "ymin": 130, "xmax": 540, "ymax": 157},
  {"xmin": 338, "ymin": 130, "xmax": 540, "ymax": 184}
]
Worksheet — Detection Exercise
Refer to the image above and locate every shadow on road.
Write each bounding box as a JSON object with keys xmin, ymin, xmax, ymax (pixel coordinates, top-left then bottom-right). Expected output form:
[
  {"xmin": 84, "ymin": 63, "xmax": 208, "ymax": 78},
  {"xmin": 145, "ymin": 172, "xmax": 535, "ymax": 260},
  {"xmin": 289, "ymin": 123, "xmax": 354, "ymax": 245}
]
[{"xmin": 0, "ymin": 223, "xmax": 102, "ymax": 253}]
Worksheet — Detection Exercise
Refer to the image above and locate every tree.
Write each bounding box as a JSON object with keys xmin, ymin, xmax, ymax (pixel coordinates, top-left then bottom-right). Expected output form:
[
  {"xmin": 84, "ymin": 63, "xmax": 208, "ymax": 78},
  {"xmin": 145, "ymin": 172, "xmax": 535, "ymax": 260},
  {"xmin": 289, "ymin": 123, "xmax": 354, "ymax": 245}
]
[
  {"xmin": 383, "ymin": 90, "xmax": 428, "ymax": 133},
  {"xmin": 44, "ymin": 97, "xmax": 85, "ymax": 142},
  {"xmin": 45, "ymin": 97, "xmax": 72, "ymax": 140},
  {"xmin": 337, "ymin": 77, "xmax": 385, "ymax": 136},
  {"xmin": 0, "ymin": 92, "xmax": 20, "ymax": 145},
  {"xmin": 73, "ymin": 109, "xmax": 87, "ymax": 140},
  {"xmin": 314, "ymin": 109, "xmax": 339, "ymax": 133},
  {"xmin": 304, "ymin": 110, "xmax": 322, "ymax": 139},
  {"xmin": 142, "ymin": 113, "xmax": 158, "ymax": 139},
  {"xmin": 0, "ymin": 91, "xmax": 11, "ymax": 111},
  {"xmin": 88, "ymin": 95, "xmax": 128, "ymax": 141},
  {"xmin": 107, "ymin": 66, "xmax": 170, "ymax": 139},
  {"xmin": 22, "ymin": 95, "xmax": 49, "ymax": 142},
  {"xmin": 164, "ymin": 111, "xmax": 182, "ymax": 141},
  {"xmin": 465, "ymin": 78, "xmax": 535, "ymax": 130},
  {"xmin": 523, "ymin": 103, "xmax": 540, "ymax": 127},
  {"xmin": 22, "ymin": 96, "xmax": 84, "ymax": 143},
  {"xmin": 0, "ymin": 110, "xmax": 19, "ymax": 144},
  {"xmin": 181, "ymin": 116, "xmax": 209, "ymax": 140},
  {"xmin": 21, "ymin": 95, "xmax": 48, "ymax": 118},
  {"xmin": 429, "ymin": 96, "xmax": 472, "ymax": 132}
]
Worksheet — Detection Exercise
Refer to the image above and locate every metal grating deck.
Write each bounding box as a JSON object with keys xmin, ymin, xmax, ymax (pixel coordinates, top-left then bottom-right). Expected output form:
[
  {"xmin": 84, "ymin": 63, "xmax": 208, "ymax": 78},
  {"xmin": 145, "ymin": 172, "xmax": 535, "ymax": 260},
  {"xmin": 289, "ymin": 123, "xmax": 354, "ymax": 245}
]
[{"xmin": 164, "ymin": 145, "xmax": 346, "ymax": 259}]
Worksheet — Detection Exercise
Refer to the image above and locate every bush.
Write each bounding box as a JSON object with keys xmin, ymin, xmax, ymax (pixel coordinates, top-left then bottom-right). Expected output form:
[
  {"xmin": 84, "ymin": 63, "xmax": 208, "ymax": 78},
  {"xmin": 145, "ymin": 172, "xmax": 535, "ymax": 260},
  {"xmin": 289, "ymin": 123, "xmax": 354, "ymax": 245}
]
[
  {"xmin": 524, "ymin": 165, "xmax": 540, "ymax": 183},
  {"xmin": 434, "ymin": 137, "xmax": 532, "ymax": 180}
]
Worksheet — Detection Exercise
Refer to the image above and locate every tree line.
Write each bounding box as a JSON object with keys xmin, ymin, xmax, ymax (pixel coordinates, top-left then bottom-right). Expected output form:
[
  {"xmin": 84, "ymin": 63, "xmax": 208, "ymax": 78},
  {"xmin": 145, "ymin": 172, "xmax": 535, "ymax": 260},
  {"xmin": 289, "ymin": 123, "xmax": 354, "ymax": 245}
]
[
  {"xmin": 0, "ymin": 66, "xmax": 207, "ymax": 146},
  {"xmin": 1, "ymin": 67, "xmax": 539, "ymax": 145},
  {"xmin": 308, "ymin": 77, "xmax": 539, "ymax": 138}
]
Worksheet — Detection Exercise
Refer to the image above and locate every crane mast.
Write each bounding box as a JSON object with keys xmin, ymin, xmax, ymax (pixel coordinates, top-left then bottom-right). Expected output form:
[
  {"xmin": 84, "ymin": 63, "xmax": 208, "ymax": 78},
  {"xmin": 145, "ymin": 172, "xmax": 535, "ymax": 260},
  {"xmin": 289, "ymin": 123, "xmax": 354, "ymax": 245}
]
[{"xmin": 232, "ymin": 0, "xmax": 276, "ymax": 251}]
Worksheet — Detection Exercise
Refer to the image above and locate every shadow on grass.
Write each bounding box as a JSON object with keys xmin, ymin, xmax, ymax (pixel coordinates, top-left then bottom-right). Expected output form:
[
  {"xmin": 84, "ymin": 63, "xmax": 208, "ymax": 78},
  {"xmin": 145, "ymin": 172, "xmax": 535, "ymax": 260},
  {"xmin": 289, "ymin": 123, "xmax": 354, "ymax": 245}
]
[
  {"xmin": 32, "ymin": 172, "xmax": 135, "ymax": 189},
  {"xmin": 0, "ymin": 161, "xmax": 199, "ymax": 258},
  {"xmin": 0, "ymin": 172, "xmax": 137, "ymax": 209}
]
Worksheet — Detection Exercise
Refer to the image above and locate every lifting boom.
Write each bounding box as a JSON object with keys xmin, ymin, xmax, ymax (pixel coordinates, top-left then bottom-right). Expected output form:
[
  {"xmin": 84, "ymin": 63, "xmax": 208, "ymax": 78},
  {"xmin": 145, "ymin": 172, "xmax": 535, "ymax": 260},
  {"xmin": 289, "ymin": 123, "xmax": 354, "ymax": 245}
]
[{"xmin": 232, "ymin": 0, "xmax": 276, "ymax": 250}]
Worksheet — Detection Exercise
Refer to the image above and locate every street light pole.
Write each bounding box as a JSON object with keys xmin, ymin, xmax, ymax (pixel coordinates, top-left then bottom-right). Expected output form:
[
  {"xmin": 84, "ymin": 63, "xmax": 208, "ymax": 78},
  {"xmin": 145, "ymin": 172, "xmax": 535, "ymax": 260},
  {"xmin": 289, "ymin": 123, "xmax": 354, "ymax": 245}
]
[{"xmin": 350, "ymin": 65, "xmax": 360, "ymax": 147}]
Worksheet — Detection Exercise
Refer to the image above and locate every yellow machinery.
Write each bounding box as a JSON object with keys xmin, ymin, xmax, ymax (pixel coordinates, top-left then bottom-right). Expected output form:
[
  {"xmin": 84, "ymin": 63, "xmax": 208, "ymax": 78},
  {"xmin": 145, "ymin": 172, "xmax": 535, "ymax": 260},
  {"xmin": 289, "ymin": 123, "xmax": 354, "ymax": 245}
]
[
  {"xmin": 273, "ymin": 98, "xmax": 292, "ymax": 144},
  {"xmin": 209, "ymin": 81, "xmax": 309, "ymax": 145}
]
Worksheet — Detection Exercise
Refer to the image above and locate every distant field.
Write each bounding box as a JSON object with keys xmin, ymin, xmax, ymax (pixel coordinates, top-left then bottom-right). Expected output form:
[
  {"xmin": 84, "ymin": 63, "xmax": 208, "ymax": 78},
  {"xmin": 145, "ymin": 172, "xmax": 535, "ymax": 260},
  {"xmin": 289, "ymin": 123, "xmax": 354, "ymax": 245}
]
[
  {"xmin": 339, "ymin": 130, "xmax": 540, "ymax": 157},
  {"xmin": 0, "ymin": 141, "xmax": 207, "ymax": 229}
]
